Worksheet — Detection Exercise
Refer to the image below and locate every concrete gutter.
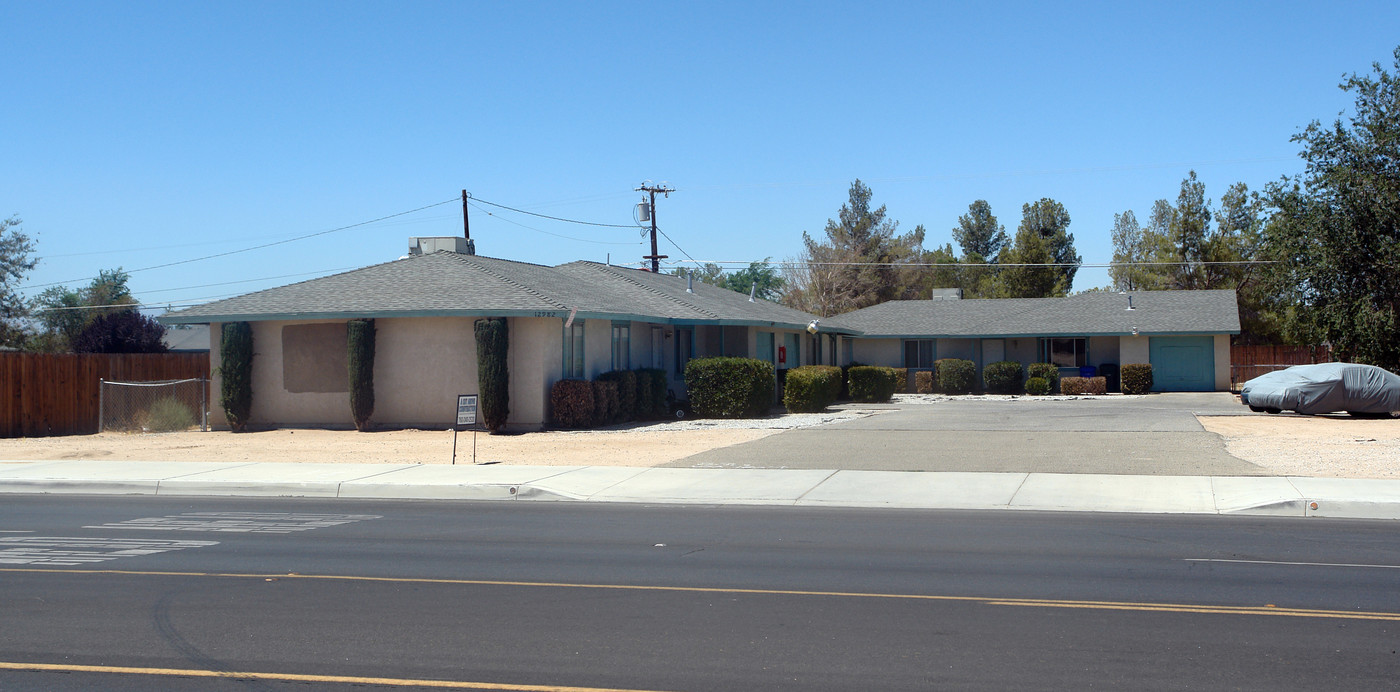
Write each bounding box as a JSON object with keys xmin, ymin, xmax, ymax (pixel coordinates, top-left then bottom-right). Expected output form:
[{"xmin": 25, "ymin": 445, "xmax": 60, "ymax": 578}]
[{"xmin": 1, "ymin": 460, "xmax": 1398, "ymax": 520}]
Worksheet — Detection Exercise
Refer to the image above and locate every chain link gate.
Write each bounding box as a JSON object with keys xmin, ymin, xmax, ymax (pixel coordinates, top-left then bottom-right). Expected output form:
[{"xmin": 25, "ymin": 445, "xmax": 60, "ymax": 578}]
[{"xmin": 99, "ymin": 378, "xmax": 209, "ymax": 433}]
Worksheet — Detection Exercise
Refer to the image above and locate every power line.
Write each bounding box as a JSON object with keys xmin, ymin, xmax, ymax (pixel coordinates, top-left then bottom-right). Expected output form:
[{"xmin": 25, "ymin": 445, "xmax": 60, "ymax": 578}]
[
  {"xmin": 664, "ymin": 259, "xmax": 1278, "ymax": 268},
  {"xmin": 467, "ymin": 194, "xmax": 641, "ymax": 228},
  {"xmin": 24, "ymin": 197, "xmax": 460, "ymax": 291},
  {"xmin": 466, "ymin": 200, "xmax": 639, "ymax": 245}
]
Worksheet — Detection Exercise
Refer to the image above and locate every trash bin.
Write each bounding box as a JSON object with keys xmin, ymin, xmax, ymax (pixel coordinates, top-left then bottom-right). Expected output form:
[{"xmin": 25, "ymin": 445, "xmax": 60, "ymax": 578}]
[{"xmin": 1098, "ymin": 363, "xmax": 1120, "ymax": 392}]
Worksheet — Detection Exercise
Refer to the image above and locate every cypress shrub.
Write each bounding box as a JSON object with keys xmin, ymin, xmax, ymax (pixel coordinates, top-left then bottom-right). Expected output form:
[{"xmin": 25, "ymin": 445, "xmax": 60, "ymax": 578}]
[
  {"xmin": 597, "ymin": 370, "xmax": 638, "ymax": 422},
  {"xmin": 1120, "ymin": 363, "xmax": 1154, "ymax": 394},
  {"xmin": 1027, "ymin": 362, "xmax": 1060, "ymax": 393},
  {"xmin": 219, "ymin": 321, "xmax": 254, "ymax": 432},
  {"xmin": 591, "ymin": 379, "xmax": 619, "ymax": 426},
  {"xmin": 549, "ymin": 379, "xmax": 595, "ymax": 428},
  {"xmin": 983, "ymin": 360, "xmax": 1024, "ymax": 394},
  {"xmin": 914, "ymin": 370, "xmax": 935, "ymax": 394},
  {"xmin": 1060, "ymin": 376, "xmax": 1107, "ymax": 395},
  {"xmin": 685, "ymin": 357, "xmax": 774, "ymax": 418},
  {"xmin": 936, "ymin": 358, "xmax": 976, "ymax": 394},
  {"xmin": 848, "ymin": 365, "xmax": 899, "ymax": 402},
  {"xmin": 347, "ymin": 318, "xmax": 375, "ymax": 432},
  {"xmin": 1025, "ymin": 376, "xmax": 1051, "ymax": 396},
  {"xmin": 783, "ymin": 365, "xmax": 843, "ymax": 412},
  {"xmin": 639, "ymin": 368, "xmax": 668, "ymax": 418},
  {"xmin": 474, "ymin": 318, "xmax": 510, "ymax": 432}
]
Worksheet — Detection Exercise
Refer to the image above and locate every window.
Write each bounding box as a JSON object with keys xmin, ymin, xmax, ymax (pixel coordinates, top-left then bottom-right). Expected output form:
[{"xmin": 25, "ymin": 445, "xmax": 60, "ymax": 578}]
[
  {"xmin": 611, "ymin": 322, "xmax": 630, "ymax": 370},
  {"xmin": 675, "ymin": 327, "xmax": 693, "ymax": 374},
  {"xmin": 1040, "ymin": 337, "xmax": 1087, "ymax": 368},
  {"xmin": 563, "ymin": 322, "xmax": 585, "ymax": 378},
  {"xmin": 903, "ymin": 339, "xmax": 935, "ymax": 369}
]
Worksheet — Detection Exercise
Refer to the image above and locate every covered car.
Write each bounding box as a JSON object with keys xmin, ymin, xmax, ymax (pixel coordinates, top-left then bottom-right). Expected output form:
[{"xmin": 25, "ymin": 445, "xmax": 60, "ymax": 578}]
[{"xmin": 1240, "ymin": 363, "xmax": 1400, "ymax": 416}]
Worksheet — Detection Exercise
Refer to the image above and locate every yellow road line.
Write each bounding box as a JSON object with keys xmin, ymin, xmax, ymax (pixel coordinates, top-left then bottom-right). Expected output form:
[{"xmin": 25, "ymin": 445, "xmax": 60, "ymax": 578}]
[
  {"xmin": 0, "ymin": 661, "xmax": 674, "ymax": 691},
  {"xmin": 5, "ymin": 567, "xmax": 1399, "ymax": 622}
]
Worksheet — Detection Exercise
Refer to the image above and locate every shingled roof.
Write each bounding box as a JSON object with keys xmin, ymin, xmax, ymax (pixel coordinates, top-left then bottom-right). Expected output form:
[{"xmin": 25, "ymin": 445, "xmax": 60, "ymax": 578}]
[
  {"xmin": 821, "ymin": 289, "xmax": 1240, "ymax": 338},
  {"xmin": 160, "ymin": 251, "xmax": 831, "ymax": 330}
]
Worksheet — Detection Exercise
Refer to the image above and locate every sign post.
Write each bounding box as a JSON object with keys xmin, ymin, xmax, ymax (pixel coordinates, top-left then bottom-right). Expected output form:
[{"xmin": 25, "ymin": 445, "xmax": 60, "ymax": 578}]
[{"xmin": 452, "ymin": 394, "xmax": 478, "ymax": 465}]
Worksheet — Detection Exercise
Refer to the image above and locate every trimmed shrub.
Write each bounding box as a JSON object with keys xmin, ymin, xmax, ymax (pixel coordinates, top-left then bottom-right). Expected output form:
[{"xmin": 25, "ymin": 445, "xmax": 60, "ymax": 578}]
[
  {"xmin": 550, "ymin": 379, "xmax": 595, "ymax": 428},
  {"xmin": 1060, "ymin": 376, "xmax": 1107, "ymax": 395},
  {"xmin": 591, "ymin": 379, "xmax": 619, "ymax": 426},
  {"xmin": 983, "ymin": 360, "xmax": 1024, "ymax": 394},
  {"xmin": 347, "ymin": 318, "xmax": 375, "ymax": 432},
  {"xmin": 474, "ymin": 318, "xmax": 510, "ymax": 432},
  {"xmin": 143, "ymin": 397, "xmax": 196, "ymax": 432},
  {"xmin": 1025, "ymin": 376, "xmax": 1051, "ymax": 396},
  {"xmin": 892, "ymin": 368, "xmax": 909, "ymax": 393},
  {"xmin": 219, "ymin": 321, "xmax": 254, "ymax": 432},
  {"xmin": 685, "ymin": 357, "xmax": 774, "ymax": 418},
  {"xmin": 783, "ymin": 365, "xmax": 843, "ymax": 412},
  {"xmin": 848, "ymin": 365, "xmax": 899, "ymax": 402},
  {"xmin": 1121, "ymin": 363, "xmax": 1154, "ymax": 395},
  {"xmin": 636, "ymin": 368, "xmax": 668, "ymax": 419},
  {"xmin": 634, "ymin": 370, "xmax": 655, "ymax": 420},
  {"xmin": 936, "ymin": 358, "xmax": 976, "ymax": 394},
  {"xmin": 597, "ymin": 370, "xmax": 638, "ymax": 422},
  {"xmin": 914, "ymin": 370, "xmax": 935, "ymax": 394},
  {"xmin": 1027, "ymin": 362, "xmax": 1060, "ymax": 393},
  {"xmin": 838, "ymin": 362, "xmax": 863, "ymax": 400}
]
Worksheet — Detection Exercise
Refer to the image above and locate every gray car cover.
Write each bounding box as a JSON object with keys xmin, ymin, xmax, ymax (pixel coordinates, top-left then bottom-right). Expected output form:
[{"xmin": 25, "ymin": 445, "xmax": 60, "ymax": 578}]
[{"xmin": 1241, "ymin": 363, "xmax": 1400, "ymax": 414}]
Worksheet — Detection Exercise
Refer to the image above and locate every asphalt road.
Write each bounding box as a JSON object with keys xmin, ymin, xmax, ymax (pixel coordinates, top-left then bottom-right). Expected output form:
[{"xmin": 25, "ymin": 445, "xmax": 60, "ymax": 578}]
[
  {"xmin": 674, "ymin": 393, "xmax": 1270, "ymax": 474},
  {"xmin": 3, "ymin": 495, "xmax": 1399, "ymax": 690}
]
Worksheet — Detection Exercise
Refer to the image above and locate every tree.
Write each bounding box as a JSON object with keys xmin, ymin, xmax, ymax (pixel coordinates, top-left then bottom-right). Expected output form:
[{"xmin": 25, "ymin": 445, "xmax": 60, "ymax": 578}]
[
  {"xmin": 952, "ymin": 200, "xmax": 1009, "ymax": 260},
  {"xmin": 1109, "ymin": 210, "xmax": 1151, "ymax": 291},
  {"xmin": 348, "ymin": 319, "xmax": 376, "ymax": 432},
  {"xmin": 220, "ymin": 322, "xmax": 254, "ymax": 432},
  {"xmin": 475, "ymin": 317, "xmax": 510, "ymax": 432},
  {"xmin": 783, "ymin": 180, "xmax": 926, "ymax": 315},
  {"xmin": 31, "ymin": 269, "xmax": 138, "ymax": 352},
  {"xmin": 1263, "ymin": 47, "xmax": 1400, "ymax": 369},
  {"xmin": 1167, "ymin": 171, "xmax": 1212, "ymax": 290},
  {"xmin": 720, "ymin": 260, "xmax": 786, "ymax": 301},
  {"xmin": 71, "ymin": 309, "xmax": 168, "ymax": 353},
  {"xmin": 0, "ymin": 216, "xmax": 38, "ymax": 348},
  {"xmin": 995, "ymin": 198, "xmax": 1079, "ymax": 297}
]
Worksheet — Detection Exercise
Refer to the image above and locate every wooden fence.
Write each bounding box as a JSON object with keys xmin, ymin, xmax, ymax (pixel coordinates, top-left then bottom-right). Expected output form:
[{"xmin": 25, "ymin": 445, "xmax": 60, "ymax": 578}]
[
  {"xmin": 1230, "ymin": 345, "xmax": 1332, "ymax": 391},
  {"xmin": 0, "ymin": 353, "xmax": 210, "ymax": 437}
]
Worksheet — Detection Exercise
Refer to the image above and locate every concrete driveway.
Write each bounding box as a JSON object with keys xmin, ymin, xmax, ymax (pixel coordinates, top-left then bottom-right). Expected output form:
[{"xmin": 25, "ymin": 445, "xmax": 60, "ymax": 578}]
[{"xmin": 671, "ymin": 393, "xmax": 1270, "ymax": 475}]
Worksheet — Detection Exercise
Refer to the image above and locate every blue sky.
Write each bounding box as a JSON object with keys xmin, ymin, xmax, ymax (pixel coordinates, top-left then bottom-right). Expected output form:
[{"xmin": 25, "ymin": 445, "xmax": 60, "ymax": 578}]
[{"xmin": 4, "ymin": 1, "xmax": 1398, "ymax": 311}]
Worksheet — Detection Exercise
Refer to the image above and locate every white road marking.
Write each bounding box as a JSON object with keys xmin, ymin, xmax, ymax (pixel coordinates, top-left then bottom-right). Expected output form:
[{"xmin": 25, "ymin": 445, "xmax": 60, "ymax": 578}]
[
  {"xmin": 85, "ymin": 512, "xmax": 381, "ymax": 534},
  {"xmin": 0, "ymin": 537, "xmax": 218, "ymax": 566},
  {"xmin": 1185, "ymin": 558, "xmax": 1400, "ymax": 570}
]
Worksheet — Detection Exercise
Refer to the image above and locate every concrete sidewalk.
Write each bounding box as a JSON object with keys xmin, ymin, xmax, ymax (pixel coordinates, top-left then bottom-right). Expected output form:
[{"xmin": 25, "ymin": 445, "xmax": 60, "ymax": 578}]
[{"xmin": 2, "ymin": 459, "xmax": 1399, "ymax": 520}]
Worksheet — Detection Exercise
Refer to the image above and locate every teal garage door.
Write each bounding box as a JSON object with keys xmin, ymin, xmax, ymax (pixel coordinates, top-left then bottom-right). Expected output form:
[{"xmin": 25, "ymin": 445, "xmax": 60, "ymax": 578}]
[{"xmin": 1148, "ymin": 336, "xmax": 1215, "ymax": 391}]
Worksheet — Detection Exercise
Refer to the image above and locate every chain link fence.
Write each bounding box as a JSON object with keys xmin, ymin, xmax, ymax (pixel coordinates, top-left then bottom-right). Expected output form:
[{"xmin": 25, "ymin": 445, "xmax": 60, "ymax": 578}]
[{"xmin": 99, "ymin": 378, "xmax": 209, "ymax": 433}]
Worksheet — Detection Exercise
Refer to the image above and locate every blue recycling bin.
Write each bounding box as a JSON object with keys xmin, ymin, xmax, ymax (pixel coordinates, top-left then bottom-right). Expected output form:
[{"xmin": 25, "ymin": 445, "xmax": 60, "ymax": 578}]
[{"xmin": 1079, "ymin": 366, "xmax": 1096, "ymax": 378}]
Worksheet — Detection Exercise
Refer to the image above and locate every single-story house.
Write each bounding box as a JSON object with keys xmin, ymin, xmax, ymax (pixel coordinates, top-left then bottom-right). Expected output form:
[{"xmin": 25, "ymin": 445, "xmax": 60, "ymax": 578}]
[
  {"xmin": 161, "ymin": 237, "xmax": 852, "ymax": 431},
  {"xmin": 821, "ymin": 288, "xmax": 1240, "ymax": 392}
]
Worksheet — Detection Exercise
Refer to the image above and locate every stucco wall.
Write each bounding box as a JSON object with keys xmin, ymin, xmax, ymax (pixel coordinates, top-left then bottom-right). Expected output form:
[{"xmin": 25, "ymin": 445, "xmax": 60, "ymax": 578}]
[
  {"xmin": 582, "ymin": 318, "xmax": 611, "ymax": 377},
  {"xmin": 937, "ymin": 338, "xmax": 974, "ymax": 361},
  {"xmin": 1005, "ymin": 338, "xmax": 1037, "ymax": 365},
  {"xmin": 1089, "ymin": 336, "xmax": 1121, "ymax": 367},
  {"xmin": 230, "ymin": 319, "xmax": 355, "ymax": 428},
  {"xmin": 1214, "ymin": 334, "xmax": 1231, "ymax": 391},
  {"xmin": 1120, "ymin": 335, "xmax": 1150, "ymax": 366},
  {"xmin": 852, "ymin": 338, "xmax": 902, "ymax": 366},
  {"xmin": 208, "ymin": 322, "xmax": 226, "ymax": 430},
  {"xmin": 374, "ymin": 316, "xmax": 477, "ymax": 427},
  {"xmin": 508, "ymin": 316, "xmax": 559, "ymax": 431}
]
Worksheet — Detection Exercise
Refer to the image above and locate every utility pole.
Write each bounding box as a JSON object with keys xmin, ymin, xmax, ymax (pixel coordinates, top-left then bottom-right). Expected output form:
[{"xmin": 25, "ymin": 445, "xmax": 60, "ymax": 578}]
[
  {"xmin": 635, "ymin": 183, "xmax": 673, "ymax": 272},
  {"xmin": 461, "ymin": 190, "xmax": 471, "ymax": 241}
]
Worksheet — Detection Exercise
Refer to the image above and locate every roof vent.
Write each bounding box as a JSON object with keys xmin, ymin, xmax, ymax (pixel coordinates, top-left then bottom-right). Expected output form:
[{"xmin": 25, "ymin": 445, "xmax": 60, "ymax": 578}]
[
  {"xmin": 1126, "ymin": 295, "xmax": 1135, "ymax": 310},
  {"xmin": 749, "ymin": 282, "xmax": 757, "ymax": 302},
  {"xmin": 409, "ymin": 237, "xmax": 475, "ymax": 256},
  {"xmin": 930, "ymin": 288, "xmax": 962, "ymax": 301},
  {"xmin": 686, "ymin": 273, "xmax": 694, "ymax": 293}
]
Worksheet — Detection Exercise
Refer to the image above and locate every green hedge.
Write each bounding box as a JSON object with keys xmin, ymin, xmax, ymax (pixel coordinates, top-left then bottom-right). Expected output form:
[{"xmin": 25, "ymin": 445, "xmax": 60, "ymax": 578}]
[
  {"xmin": 219, "ymin": 321, "xmax": 254, "ymax": 432},
  {"xmin": 936, "ymin": 358, "xmax": 975, "ymax": 394},
  {"xmin": 597, "ymin": 370, "xmax": 638, "ymax": 422},
  {"xmin": 914, "ymin": 370, "xmax": 935, "ymax": 394},
  {"xmin": 550, "ymin": 379, "xmax": 595, "ymax": 428},
  {"xmin": 591, "ymin": 379, "xmax": 619, "ymax": 426},
  {"xmin": 347, "ymin": 318, "xmax": 375, "ymax": 432},
  {"xmin": 1121, "ymin": 363, "xmax": 1154, "ymax": 395},
  {"xmin": 848, "ymin": 365, "xmax": 899, "ymax": 402},
  {"xmin": 1025, "ymin": 376, "xmax": 1051, "ymax": 395},
  {"xmin": 1060, "ymin": 376, "xmax": 1107, "ymax": 395},
  {"xmin": 892, "ymin": 367, "xmax": 908, "ymax": 393},
  {"xmin": 982, "ymin": 360, "xmax": 1023, "ymax": 394},
  {"xmin": 685, "ymin": 357, "xmax": 774, "ymax": 418},
  {"xmin": 1026, "ymin": 362, "xmax": 1060, "ymax": 394},
  {"xmin": 635, "ymin": 368, "xmax": 668, "ymax": 419},
  {"xmin": 783, "ymin": 365, "xmax": 843, "ymax": 412},
  {"xmin": 474, "ymin": 318, "xmax": 510, "ymax": 432}
]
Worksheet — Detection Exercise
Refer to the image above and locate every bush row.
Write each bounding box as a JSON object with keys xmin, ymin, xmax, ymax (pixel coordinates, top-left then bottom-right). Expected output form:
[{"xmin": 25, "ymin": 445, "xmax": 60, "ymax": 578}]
[{"xmin": 549, "ymin": 367, "xmax": 672, "ymax": 428}]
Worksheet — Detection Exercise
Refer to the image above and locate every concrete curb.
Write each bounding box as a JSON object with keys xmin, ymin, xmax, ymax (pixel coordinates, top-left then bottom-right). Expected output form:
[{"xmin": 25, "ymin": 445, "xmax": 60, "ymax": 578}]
[{"xmin": 1, "ymin": 460, "xmax": 1399, "ymax": 520}]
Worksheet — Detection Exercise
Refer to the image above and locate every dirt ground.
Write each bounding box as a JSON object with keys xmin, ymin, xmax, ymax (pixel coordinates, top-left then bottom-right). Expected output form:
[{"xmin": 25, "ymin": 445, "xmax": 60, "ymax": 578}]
[{"xmin": 0, "ymin": 411, "xmax": 1395, "ymax": 479}]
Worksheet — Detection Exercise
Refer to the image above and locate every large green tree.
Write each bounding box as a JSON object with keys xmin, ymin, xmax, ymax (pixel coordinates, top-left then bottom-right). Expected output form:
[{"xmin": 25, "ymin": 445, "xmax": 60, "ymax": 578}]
[
  {"xmin": 952, "ymin": 200, "xmax": 1008, "ymax": 261},
  {"xmin": 0, "ymin": 216, "xmax": 38, "ymax": 347},
  {"xmin": 1264, "ymin": 47, "xmax": 1400, "ymax": 369},
  {"xmin": 995, "ymin": 198, "xmax": 1079, "ymax": 297},
  {"xmin": 31, "ymin": 269, "xmax": 138, "ymax": 352}
]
